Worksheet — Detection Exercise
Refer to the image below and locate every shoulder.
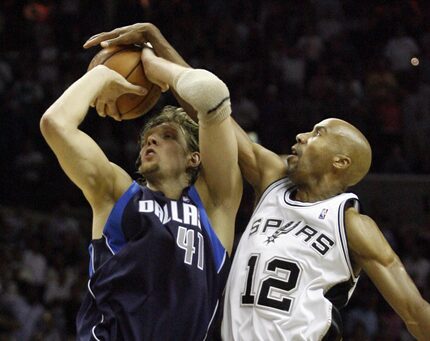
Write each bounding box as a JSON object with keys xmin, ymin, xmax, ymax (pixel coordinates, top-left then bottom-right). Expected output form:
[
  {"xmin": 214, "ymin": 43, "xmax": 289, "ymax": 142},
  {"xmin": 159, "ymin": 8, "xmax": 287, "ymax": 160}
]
[{"xmin": 345, "ymin": 207, "xmax": 395, "ymax": 267}]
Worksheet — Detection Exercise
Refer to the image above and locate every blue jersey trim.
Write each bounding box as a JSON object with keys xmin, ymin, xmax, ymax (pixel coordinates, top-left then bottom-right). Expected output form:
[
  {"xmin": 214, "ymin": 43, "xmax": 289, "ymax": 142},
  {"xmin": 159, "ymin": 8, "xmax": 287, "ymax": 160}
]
[
  {"xmin": 103, "ymin": 181, "xmax": 141, "ymax": 254},
  {"xmin": 188, "ymin": 186, "xmax": 227, "ymax": 272}
]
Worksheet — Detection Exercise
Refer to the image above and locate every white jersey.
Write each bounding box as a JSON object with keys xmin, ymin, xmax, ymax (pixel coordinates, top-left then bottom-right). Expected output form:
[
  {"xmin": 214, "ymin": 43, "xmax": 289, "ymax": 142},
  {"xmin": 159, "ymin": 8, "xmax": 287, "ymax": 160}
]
[{"xmin": 222, "ymin": 178, "xmax": 360, "ymax": 341}]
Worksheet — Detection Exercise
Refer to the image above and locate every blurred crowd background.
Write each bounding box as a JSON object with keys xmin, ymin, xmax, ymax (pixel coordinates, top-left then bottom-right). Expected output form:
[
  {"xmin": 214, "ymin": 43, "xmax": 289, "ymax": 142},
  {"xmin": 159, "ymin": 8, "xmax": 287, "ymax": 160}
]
[{"xmin": 0, "ymin": 0, "xmax": 429, "ymax": 340}]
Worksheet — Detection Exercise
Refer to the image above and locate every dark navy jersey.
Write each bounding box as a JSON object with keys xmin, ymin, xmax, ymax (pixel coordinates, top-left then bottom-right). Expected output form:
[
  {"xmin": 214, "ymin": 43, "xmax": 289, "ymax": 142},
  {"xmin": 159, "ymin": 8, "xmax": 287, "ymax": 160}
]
[{"xmin": 76, "ymin": 181, "xmax": 230, "ymax": 341}]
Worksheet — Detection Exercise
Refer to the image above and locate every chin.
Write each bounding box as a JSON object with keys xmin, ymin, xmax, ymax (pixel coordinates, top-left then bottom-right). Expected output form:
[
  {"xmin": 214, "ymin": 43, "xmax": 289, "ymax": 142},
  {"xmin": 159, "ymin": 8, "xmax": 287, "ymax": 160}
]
[
  {"xmin": 285, "ymin": 160, "xmax": 297, "ymax": 174},
  {"xmin": 139, "ymin": 163, "xmax": 159, "ymax": 177}
]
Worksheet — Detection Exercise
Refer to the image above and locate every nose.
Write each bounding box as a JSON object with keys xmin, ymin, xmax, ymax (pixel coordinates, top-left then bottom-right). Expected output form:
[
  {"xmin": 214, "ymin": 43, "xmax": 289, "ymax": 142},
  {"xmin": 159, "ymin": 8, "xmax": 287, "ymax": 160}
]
[
  {"xmin": 147, "ymin": 134, "xmax": 158, "ymax": 146},
  {"xmin": 296, "ymin": 132, "xmax": 307, "ymax": 144}
]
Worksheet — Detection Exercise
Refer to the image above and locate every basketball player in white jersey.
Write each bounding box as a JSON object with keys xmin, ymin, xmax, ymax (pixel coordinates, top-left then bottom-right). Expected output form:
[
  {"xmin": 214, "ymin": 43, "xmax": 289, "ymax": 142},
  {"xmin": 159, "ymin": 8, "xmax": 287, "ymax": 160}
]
[
  {"xmin": 84, "ymin": 23, "xmax": 430, "ymax": 340},
  {"xmin": 221, "ymin": 118, "xmax": 430, "ymax": 340}
]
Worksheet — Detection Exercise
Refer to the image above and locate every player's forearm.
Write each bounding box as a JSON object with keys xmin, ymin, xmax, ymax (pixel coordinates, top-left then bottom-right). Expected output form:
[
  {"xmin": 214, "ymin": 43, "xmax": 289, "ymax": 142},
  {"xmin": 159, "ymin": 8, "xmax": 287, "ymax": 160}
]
[
  {"xmin": 406, "ymin": 300, "xmax": 430, "ymax": 340},
  {"xmin": 41, "ymin": 66, "xmax": 107, "ymax": 130},
  {"xmin": 146, "ymin": 27, "xmax": 196, "ymax": 115},
  {"xmin": 146, "ymin": 26, "xmax": 190, "ymax": 68}
]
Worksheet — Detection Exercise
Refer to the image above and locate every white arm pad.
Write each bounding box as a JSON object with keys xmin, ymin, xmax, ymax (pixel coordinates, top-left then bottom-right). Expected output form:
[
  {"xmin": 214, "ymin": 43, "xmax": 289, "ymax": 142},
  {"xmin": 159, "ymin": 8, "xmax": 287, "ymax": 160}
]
[{"xmin": 173, "ymin": 69, "xmax": 231, "ymax": 126}]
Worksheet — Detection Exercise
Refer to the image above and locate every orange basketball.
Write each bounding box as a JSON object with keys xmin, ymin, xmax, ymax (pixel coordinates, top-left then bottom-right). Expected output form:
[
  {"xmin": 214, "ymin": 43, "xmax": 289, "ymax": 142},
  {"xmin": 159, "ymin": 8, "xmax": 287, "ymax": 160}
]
[{"xmin": 88, "ymin": 45, "xmax": 161, "ymax": 120}]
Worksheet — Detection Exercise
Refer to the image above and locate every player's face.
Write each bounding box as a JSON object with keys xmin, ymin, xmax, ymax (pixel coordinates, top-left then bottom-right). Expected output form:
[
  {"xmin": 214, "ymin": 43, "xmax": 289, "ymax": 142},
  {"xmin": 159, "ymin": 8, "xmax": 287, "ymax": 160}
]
[
  {"xmin": 139, "ymin": 123, "xmax": 195, "ymax": 180},
  {"xmin": 286, "ymin": 119, "xmax": 340, "ymax": 184}
]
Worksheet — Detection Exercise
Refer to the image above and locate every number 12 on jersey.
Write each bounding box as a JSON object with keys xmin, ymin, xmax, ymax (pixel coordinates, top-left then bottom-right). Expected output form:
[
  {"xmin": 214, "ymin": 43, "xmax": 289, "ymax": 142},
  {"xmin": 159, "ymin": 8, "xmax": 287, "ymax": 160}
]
[{"xmin": 241, "ymin": 254, "xmax": 301, "ymax": 313}]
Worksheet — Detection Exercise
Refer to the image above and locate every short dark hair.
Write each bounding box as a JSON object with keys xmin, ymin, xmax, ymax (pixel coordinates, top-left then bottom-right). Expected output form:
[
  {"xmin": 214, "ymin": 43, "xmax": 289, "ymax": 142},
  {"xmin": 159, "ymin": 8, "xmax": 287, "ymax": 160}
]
[{"xmin": 137, "ymin": 105, "xmax": 200, "ymax": 184}]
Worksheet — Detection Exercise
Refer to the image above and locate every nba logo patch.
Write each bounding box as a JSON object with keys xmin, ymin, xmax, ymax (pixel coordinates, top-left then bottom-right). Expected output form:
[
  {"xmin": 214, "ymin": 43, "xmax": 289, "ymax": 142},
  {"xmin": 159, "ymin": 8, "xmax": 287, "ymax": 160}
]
[{"xmin": 319, "ymin": 208, "xmax": 328, "ymax": 219}]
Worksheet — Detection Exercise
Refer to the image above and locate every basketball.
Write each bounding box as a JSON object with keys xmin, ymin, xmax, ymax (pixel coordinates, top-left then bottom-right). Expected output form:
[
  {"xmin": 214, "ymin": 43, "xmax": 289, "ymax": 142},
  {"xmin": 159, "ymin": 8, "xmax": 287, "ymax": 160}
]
[{"xmin": 88, "ymin": 45, "xmax": 161, "ymax": 120}]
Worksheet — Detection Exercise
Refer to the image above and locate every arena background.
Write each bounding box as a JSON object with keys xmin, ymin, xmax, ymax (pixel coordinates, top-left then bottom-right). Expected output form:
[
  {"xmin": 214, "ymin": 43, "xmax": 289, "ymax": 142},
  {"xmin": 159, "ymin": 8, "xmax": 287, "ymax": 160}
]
[{"xmin": 0, "ymin": 1, "xmax": 429, "ymax": 340}]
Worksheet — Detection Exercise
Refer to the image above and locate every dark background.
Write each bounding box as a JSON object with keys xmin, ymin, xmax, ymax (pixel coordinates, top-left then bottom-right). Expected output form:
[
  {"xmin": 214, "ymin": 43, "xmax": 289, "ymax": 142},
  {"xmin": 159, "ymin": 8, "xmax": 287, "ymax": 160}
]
[{"xmin": 0, "ymin": 0, "xmax": 429, "ymax": 340}]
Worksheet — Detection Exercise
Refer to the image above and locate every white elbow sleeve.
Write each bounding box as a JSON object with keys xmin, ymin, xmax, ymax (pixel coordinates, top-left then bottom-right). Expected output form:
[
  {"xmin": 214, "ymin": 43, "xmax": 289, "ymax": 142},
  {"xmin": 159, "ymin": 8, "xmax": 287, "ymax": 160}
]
[{"xmin": 173, "ymin": 69, "xmax": 231, "ymax": 126}]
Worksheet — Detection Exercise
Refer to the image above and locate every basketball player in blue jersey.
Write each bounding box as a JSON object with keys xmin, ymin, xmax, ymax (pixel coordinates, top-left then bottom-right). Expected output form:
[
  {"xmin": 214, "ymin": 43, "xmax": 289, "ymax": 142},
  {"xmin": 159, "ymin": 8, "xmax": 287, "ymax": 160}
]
[
  {"xmin": 84, "ymin": 23, "xmax": 430, "ymax": 340},
  {"xmin": 40, "ymin": 40, "xmax": 242, "ymax": 339}
]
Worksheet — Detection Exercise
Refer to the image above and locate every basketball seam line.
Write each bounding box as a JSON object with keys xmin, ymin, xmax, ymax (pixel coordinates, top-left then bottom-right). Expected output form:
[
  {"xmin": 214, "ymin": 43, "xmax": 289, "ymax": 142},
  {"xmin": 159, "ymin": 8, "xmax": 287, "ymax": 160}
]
[
  {"xmin": 121, "ymin": 83, "xmax": 155, "ymax": 115},
  {"xmin": 98, "ymin": 46, "xmax": 130, "ymax": 66},
  {"xmin": 118, "ymin": 52, "xmax": 151, "ymax": 116}
]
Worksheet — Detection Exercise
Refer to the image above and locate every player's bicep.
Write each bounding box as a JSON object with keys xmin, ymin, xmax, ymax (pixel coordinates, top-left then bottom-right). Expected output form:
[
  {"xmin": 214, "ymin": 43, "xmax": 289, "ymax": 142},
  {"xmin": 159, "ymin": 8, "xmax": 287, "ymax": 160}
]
[{"xmin": 41, "ymin": 121, "xmax": 116, "ymax": 202}]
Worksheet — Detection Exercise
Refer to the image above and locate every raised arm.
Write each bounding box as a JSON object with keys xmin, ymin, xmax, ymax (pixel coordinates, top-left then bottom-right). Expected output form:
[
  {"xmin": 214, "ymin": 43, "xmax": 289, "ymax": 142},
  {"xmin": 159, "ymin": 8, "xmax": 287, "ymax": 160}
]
[
  {"xmin": 84, "ymin": 23, "xmax": 287, "ymax": 196},
  {"xmin": 346, "ymin": 208, "xmax": 430, "ymax": 340},
  {"xmin": 141, "ymin": 48, "xmax": 242, "ymax": 251},
  {"xmin": 83, "ymin": 23, "xmax": 196, "ymax": 115},
  {"xmin": 40, "ymin": 66, "xmax": 145, "ymax": 208},
  {"xmin": 231, "ymin": 119, "xmax": 287, "ymax": 197}
]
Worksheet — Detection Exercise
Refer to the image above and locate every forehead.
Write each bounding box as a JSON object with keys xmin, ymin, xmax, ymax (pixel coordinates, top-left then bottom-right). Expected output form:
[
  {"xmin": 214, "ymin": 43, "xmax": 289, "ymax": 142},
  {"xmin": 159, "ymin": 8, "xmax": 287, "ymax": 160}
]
[
  {"xmin": 314, "ymin": 119, "xmax": 358, "ymax": 142},
  {"xmin": 314, "ymin": 119, "xmax": 347, "ymax": 132},
  {"xmin": 144, "ymin": 122, "xmax": 183, "ymax": 137}
]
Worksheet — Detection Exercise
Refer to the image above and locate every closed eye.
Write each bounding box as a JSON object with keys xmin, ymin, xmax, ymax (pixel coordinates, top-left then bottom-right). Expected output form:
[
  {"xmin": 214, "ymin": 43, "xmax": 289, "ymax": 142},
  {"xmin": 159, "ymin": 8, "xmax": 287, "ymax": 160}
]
[
  {"xmin": 163, "ymin": 133, "xmax": 175, "ymax": 139},
  {"xmin": 311, "ymin": 130, "xmax": 321, "ymax": 137},
  {"xmin": 313, "ymin": 126, "xmax": 326, "ymax": 137}
]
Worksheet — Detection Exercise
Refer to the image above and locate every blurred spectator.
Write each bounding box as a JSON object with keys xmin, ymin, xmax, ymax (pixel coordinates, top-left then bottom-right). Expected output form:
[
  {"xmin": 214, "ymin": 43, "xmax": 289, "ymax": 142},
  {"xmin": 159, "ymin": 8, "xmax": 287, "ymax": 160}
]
[
  {"xmin": 384, "ymin": 27, "xmax": 420, "ymax": 73},
  {"xmin": 316, "ymin": 5, "xmax": 344, "ymax": 42},
  {"xmin": 345, "ymin": 291, "xmax": 379, "ymax": 339},
  {"xmin": 420, "ymin": 32, "xmax": 430, "ymax": 85},
  {"xmin": 14, "ymin": 138, "xmax": 46, "ymax": 185},
  {"xmin": 3, "ymin": 281, "xmax": 45, "ymax": 341},
  {"xmin": 403, "ymin": 242, "xmax": 430, "ymax": 291},
  {"xmin": 402, "ymin": 82, "xmax": 430, "ymax": 172},
  {"xmin": 375, "ymin": 307, "xmax": 405, "ymax": 341},
  {"xmin": 33, "ymin": 311, "xmax": 62, "ymax": 341},
  {"xmin": 18, "ymin": 236, "xmax": 47, "ymax": 293},
  {"xmin": 382, "ymin": 143, "xmax": 411, "ymax": 174},
  {"xmin": 348, "ymin": 321, "xmax": 372, "ymax": 341},
  {"xmin": 0, "ymin": 57, "xmax": 13, "ymax": 96},
  {"xmin": 231, "ymin": 87, "xmax": 260, "ymax": 131},
  {"xmin": 44, "ymin": 255, "xmax": 77, "ymax": 306},
  {"xmin": 365, "ymin": 57, "xmax": 399, "ymax": 101}
]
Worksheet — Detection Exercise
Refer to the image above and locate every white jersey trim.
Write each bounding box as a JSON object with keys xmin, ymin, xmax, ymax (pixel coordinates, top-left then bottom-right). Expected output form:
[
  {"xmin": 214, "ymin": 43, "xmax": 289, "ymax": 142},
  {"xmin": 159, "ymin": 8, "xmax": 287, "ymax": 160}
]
[{"xmin": 337, "ymin": 198, "xmax": 360, "ymax": 280}]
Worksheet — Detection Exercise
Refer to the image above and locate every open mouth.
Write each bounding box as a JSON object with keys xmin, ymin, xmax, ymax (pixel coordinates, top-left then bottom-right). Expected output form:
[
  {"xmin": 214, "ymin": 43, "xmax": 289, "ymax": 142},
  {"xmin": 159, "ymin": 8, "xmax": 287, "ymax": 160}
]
[{"xmin": 145, "ymin": 148, "xmax": 156, "ymax": 157}]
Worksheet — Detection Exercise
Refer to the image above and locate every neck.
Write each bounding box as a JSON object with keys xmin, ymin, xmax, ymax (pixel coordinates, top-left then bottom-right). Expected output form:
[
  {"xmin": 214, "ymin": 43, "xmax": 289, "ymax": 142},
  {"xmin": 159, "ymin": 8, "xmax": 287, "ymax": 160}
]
[
  {"xmin": 146, "ymin": 174, "xmax": 190, "ymax": 200},
  {"xmin": 293, "ymin": 177, "xmax": 344, "ymax": 202}
]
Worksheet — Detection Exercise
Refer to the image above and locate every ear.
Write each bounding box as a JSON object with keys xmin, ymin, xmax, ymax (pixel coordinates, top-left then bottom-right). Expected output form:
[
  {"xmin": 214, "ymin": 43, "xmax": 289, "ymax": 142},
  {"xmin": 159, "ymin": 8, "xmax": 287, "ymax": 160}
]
[
  {"xmin": 188, "ymin": 152, "xmax": 201, "ymax": 168},
  {"xmin": 333, "ymin": 154, "xmax": 351, "ymax": 170}
]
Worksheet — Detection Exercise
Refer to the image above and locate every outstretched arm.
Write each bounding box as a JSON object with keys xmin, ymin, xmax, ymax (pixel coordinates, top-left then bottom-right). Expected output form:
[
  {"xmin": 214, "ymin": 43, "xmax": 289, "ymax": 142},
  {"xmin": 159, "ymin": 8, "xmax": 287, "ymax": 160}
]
[
  {"xmin": 346, "ymin": 208, "xmax": 430, "ymax": 340},
  {"xmin": 40, "ymin": 66, "xmax": 145, "ymax": 208}
]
